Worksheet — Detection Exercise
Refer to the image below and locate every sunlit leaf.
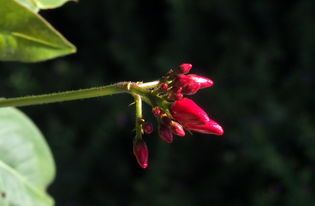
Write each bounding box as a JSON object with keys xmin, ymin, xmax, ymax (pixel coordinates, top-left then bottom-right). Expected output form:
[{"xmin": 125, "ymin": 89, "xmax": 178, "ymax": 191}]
[
  {"xmin": 15, "ymin": 0, "xmax": 39, "ymax": 12},
  {"xmin": 0, "ymin": 107, "xmax": 55, "ymax": 206},
  {"xmin": 0, "ymin": 0, "xmax": 76, "ymax": 62},
  {"xmin": 37, "ymin": 0, "xmax": 76, "ymax": 10},
  {"xmin": 16, "ymin": 0, "xmax": 75, "ymax": 12}
]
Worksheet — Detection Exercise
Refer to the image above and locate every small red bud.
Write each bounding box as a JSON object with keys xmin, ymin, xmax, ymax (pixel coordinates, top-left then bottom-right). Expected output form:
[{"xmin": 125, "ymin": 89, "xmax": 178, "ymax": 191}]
[
  {"xmin": 167, "ymin": 87, "xmax": 184, "ymax": 100},
  {"xmin": 177, "ymin": 63, "xmax": 192, "ymax": 74},
  {"xmin": 159, "ymin": 125, "xmax": 174, "ymax": 143},
  {"xmin": 170, "ymin": 121, "xmax": 185, "ymax": 136},
  {"xmin": 152, "ymin": 107, "xmax": 163, "ymax": 117},
  {"xmin": 133, "ymin": 140, "xmax": 149, "ymax": 168},
  {"xmin": 167, "ymin": 92, "xmax": 183, "ymax": 100},
  {"xmin": 143, "ymin": 122, "xmax": 153, "ymax": 134},
  {"xmin": 174, "ymin": 93, "xmax": 183, "ymax": 100},
  {"xmin": 160, "ymin": 83, "xmax": 168, "ymax": 91}
]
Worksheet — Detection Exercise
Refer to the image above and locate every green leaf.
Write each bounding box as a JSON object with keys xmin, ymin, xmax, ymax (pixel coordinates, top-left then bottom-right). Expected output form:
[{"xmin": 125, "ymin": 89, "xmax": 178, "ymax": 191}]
[
  {"xmin": 37, "ymin": 0, "xmax": 76, "ymax": 10},
  {"xmin": 15, "ymin": 0, "xmax": 39, "ymax": 12},
  {"xmin": 16, "ymin": 0, "xmax": 75, "ymax": 12},
  {"xmin": 0, "ymin": 0, "xmax": 76, "ymax": 62},
  {"xmin": 0, "ymin": 107, "xmax": 55, "ymax": 206}
]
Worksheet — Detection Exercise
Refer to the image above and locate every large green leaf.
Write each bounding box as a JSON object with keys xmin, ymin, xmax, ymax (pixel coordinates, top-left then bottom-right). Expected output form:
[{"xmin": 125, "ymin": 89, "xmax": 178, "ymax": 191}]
[
  {"xmin": 37, "ymin": 0, "xmax": 75, "ymax": 10},
  {"xmin": 16, "ymin": 0, "xmax": 75, "ymax": 12},
  {"xmin": 15, "ymin": 0, "xmax": 39, "ymax": 12},
  {"xmin": 0, "ymin": 0, "xmax": 76, "ymax": 62},
  {"xmin": 0, "ymin": 107, "xmax": 55, "ymax": 206}
]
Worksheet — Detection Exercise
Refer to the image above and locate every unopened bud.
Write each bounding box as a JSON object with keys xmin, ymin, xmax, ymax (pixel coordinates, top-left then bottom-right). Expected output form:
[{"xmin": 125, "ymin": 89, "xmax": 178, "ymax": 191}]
[
  {"xmin": 174, "ymin": 93, "xmax": 183, "ymax": 100},
  {"xmin": 143, "ymin": 122, "xmax": 153, "ymax": 134},
  {"xmin": 159, "ymin": 125, "xmax": 174, "ymax": 143},
  {"xmin": 152, "ymin": 107, "xmax": 163, "ymax": 117},
  {"xmin": 167, "ymin": 87, "xmax": 184, "ymax": 100},
  {"xmin": 171, "ymin": 98, "xmax": 224, "ymax": 135},
  {"xmin": 175, "ymin": 74, "xmax": 213, "ymax": 95},
  {"xmin": 160, "ymin": 83, "xmax": 168, "ymax": 91},
  {"xmin": 170, "ymin": 121, "xmax": 185, "ymax": 136},
  {"xmin": 133, "ymin": 140, "xmax": 149, "ymax": 168},
  {"xmin": 188, "ymin": 74, "xmax": 214, "ymax": 88},
  {"xmin": 177, "ymin": 63, "xmax": 192, "ymax": 74}
]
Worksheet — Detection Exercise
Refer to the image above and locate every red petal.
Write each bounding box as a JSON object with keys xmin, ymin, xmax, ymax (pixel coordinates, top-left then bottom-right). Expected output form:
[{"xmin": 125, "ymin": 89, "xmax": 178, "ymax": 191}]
[
  {"xmin": 171, "ymin": 98, "xmax": 224, "ymax": 135},
  {"xmin": 185, "ymin": 119, "xmax": 224, "ymax": 135},
  {"xmin": 188, "ymin": 74, "xmax": 214, "ymax": 88}
]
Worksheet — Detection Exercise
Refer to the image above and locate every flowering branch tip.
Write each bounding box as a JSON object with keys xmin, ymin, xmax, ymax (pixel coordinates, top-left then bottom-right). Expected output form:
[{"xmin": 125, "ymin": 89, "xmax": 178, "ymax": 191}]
[
  {"xmin": 0, "ymin": 62, "xmax": 224, "ymax": 169},
  {"xmin": 129, "ymin": 63, "xmax": 224, "ymax": 168}
]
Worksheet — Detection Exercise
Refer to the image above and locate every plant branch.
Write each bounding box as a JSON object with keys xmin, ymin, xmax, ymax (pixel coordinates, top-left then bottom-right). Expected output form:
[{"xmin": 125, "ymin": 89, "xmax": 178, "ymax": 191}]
[
  {"xmin": 137, "ymin": 80, "xmax": 159, "ymax": 89},
  {"xmin": 134, "ymin": 94, "xmax": 143, "ymax": 140},
  {"xmin": 0, "ymin": 81, "xmax": 159, "ymax": 108}
]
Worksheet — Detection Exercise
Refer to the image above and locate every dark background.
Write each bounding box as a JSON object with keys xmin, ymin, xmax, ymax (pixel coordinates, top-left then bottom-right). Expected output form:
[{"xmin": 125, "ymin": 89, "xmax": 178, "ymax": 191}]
[{"xmin": 1, "ymin": 0, "xmax": 315, "ymax": 205}]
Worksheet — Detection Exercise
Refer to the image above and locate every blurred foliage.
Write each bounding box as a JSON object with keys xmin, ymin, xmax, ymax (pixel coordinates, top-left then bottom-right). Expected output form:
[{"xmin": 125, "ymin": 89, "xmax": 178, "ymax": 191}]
[
  {"xmin": 0, "ymin": 0, "xmax": 75, "ymax": 62},
  {"xmin": 16, "ymin": 0, "xmax": 73, "ymax": 12},
  {"xmin": 0, "ymin": 107, "xmax": 55, "ymax": 206},
  {"xmin": 1, "ymin": 0, "xmax": 315, "ymax": 205}
]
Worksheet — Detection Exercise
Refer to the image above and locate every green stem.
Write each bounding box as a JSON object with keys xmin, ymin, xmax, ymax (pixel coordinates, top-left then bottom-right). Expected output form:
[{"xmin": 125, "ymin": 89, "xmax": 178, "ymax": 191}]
[
  {"xmin": 137, "ymin": 80, "xmax": 159, "ymax": 89},
  {"xmin": 135, "ymin": 95, "xmax": 143, "ymax": 120},
  {"xmin": 134, "ymin": 95, "xmax": 143, "ymax": 140},
  {"xmin": 0, "ymin": 81, "xmax": 159, "ymax": 108}
]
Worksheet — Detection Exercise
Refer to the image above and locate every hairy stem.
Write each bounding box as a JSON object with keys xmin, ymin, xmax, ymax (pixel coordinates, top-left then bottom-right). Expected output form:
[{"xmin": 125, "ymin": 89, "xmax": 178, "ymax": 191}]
[
  {"xmin": 0, "ymin": 81, "xmax": 159, "ymax": 108},
  {"xmin": 134, "ymin": 95, "xmax": 143, "ymax": 140},
  {"xmin": 137, "ymin": 80, "xmax": 159, "ymax": 89}
]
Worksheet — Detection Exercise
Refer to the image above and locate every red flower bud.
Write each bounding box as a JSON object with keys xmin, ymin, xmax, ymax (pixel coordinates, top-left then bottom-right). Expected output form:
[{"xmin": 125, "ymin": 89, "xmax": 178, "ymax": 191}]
[
  {"xmin": 143, "ymin": 122, "xmax": 153, "ymax": 134},
  {"xmin": 152, "ymin": 107, "xmax": 163, "ymax": 117},
  {"xmin": 181, "ymin": 83, "xmax": 201, "ymax": 95},
  {"xmin": 167, "ymin": 87, "xmax": 184, "ymax": 100},
  {"xmin": 174, "ymin": 93, "xmax": 183, "ymax": 100},
  {"xmin": 168, "ymin": 92, "xmax": 184, "ymax": 100},
  {"xmin": 188, "ymin": 74, "xmax": 214, "ymax": 88},
  {"xmin": 170, "ymin": 121, "xmax": 185, "ymax": 136},
  {"xmin": 171, "ymin": 98, "xmax": 224, "ymax": 135},
  {"xmin": 160, "ymin": 83, "xmax": 168, "ymax": 91},
  {"xmin": 175, "ymin": 74, "xmax": 214, "ymax": 95},
  {"xmin": 159, "ymin": 125, "xmax": 174, "ymax": 143},
  {"xmin": 177, "ymin": 63, "xmax": 192, "ymax": 74},
  {"xmin": 133, "ymin": 140, "xmax": 149, "ymax": 168}
]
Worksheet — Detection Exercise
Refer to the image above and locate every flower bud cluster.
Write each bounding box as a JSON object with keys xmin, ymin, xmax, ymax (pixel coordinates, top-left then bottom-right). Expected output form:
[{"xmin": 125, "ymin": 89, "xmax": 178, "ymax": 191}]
[
  {"xmin": 155, "ymin": 64, "xmax": 214, "ymax": 101},
  {"xmin": 132, "ymin": 63, "xmax": 224, "ymax": 168}
]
